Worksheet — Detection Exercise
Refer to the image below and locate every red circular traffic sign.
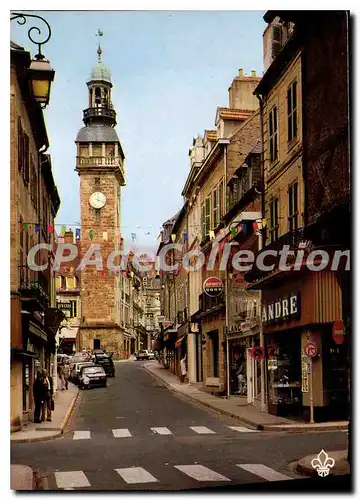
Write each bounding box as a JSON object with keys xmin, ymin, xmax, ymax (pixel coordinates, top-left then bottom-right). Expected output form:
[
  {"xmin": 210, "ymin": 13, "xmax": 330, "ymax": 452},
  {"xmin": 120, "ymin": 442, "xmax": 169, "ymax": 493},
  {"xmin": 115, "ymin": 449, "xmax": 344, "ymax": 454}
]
[
  {"xmin": 250, "ymin": 346, "xmax": 264, "ymax": 361},
  {"xmin": 304, "ymin": 342, "xmax": 317, "ymax": 358},
  {"xmin": 332, "ymin": 320, "xmax": 345, "ymax": 345},
  {"xmin": 203, "ymin": 276, "xmax": 224, "ymax": 297}
]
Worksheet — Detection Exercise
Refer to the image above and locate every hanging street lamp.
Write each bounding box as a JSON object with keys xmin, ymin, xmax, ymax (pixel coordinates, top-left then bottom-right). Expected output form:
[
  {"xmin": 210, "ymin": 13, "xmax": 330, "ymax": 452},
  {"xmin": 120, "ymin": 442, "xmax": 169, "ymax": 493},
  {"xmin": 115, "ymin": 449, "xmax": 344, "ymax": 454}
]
[{"xmin": 11, "ymin": 12, "xmax": 55, "ymax": 108}]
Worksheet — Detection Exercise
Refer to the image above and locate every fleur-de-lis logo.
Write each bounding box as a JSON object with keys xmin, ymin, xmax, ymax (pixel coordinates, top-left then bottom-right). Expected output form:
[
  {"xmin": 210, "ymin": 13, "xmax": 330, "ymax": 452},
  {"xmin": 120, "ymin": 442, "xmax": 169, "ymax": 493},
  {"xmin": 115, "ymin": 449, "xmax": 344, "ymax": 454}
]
[{"xmin": 311, "ymin": 449, "xmax": 335, "ymax": 477}]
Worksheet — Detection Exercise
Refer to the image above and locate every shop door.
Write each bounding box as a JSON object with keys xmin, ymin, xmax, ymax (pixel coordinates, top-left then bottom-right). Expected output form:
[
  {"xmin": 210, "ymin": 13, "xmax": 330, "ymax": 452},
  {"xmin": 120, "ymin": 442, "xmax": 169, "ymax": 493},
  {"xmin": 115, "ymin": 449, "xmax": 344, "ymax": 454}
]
[{"xmin": 247, "ymin": 349, "xmax": 255, "ymax": 404}]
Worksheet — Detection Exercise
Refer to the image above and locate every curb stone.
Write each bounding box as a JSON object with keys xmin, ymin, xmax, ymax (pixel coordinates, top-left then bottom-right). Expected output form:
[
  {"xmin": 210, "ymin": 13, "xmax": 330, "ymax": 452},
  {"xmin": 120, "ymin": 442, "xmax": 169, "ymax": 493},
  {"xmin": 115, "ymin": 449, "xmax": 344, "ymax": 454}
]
[
  {"xmin": 11, "ymin": 389, "xmax": 80, "ymax": 444},
  {"xmin": 143, "ymin": 364, "xmax": 261, "ymax": 431},
  {"xmin": 143, "ymin": 365, "xmax": 347, "ymax": 433}
]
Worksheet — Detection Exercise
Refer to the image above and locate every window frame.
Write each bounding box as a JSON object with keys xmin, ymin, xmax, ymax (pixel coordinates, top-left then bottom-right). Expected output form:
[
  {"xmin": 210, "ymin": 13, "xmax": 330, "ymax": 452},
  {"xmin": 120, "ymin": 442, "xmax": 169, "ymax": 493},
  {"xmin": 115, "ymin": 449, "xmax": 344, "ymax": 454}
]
[
  {"xmin": 288, "ymin": 181, "xmax": 299, "ymax": 233},
  {"xmin": 269, "ymin": 106, "xmax": 278, "ymax": 163},
  {"xmin": 287, "ymin": 80, "xmax": 298, "ymax": 143},
  {"xmin": 269, "ymin": 197, "xmax": 279, "ymax": 242}
]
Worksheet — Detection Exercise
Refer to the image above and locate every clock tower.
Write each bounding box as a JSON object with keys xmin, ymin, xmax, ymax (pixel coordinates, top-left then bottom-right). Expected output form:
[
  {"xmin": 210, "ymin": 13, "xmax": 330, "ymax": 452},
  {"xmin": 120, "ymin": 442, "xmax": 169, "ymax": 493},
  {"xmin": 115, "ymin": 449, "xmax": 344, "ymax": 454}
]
[{"xmin": 75, "ymin": 41, "xmax": 126, "ymax": 358}]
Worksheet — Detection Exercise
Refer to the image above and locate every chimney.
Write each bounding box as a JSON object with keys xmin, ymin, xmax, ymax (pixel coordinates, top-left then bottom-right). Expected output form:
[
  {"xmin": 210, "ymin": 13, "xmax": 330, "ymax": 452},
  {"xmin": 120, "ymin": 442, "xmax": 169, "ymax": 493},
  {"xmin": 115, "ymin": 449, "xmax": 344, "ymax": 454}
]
[
  {"xmin": 238, "ymin": 68, "xmax": 244, "ymax": 77},
  {"xmin": 64, "ymin": 231, "xmax": 74, "ymax": 244},
  {"xmin": 251, "ymin": 70, "xmax": 256, "ymax": 77}
]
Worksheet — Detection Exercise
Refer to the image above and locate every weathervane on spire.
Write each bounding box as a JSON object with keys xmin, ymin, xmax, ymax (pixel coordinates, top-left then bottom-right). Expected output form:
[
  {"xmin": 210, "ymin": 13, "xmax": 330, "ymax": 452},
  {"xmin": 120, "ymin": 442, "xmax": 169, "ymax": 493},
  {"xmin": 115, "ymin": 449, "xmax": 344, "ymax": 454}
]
[{"xmin": 96, "ymin": 28, "xmax": 103, "ymax": 61}]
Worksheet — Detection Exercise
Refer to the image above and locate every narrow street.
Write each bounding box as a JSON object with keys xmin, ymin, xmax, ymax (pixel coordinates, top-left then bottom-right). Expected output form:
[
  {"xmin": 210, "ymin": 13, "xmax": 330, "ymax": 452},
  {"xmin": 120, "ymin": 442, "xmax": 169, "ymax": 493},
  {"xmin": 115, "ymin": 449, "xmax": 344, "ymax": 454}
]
[{"xmin": 11, "ymin": 361, "xmax": 348, "ymax": 491}]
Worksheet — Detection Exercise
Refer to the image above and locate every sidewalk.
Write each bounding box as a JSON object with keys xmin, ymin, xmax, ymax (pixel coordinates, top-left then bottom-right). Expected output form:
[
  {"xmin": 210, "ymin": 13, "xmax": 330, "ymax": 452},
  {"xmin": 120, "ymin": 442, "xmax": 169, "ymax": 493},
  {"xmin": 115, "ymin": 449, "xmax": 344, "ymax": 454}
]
[
  {"xmin": 11, "ymin": 382, "xmax": 79, "ymax": 444},
  {"xmin": 144, "ymin": 362, "xmax": 348, "ymax": 432}
]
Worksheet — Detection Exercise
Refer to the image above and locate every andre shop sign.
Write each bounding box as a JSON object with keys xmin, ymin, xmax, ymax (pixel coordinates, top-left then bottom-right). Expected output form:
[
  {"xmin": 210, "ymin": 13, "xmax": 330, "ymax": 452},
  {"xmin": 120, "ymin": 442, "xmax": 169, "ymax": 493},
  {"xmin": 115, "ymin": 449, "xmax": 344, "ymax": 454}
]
[{"xmin": 262, "ymin": 292, "xmax": 301, "ymax": 325}]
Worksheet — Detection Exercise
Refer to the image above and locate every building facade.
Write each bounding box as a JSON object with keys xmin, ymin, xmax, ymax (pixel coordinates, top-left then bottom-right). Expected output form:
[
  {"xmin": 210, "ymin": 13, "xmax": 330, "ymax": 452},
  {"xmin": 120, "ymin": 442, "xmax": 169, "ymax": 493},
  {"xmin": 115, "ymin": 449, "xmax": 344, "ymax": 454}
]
[
  {"xmin": 75, "ymin": 46, "xmax": 126, "ymax": 359},
  {"xmin": 245, "ymin": 12, "xmax": 349, "ymax": 421},
  {"xmin": 55, "ymin": 231, "xmax": 81, "ymax": 355},
  {"xmin": 11, "ymin": 41, "xmax": 62, "ymax": 430}
]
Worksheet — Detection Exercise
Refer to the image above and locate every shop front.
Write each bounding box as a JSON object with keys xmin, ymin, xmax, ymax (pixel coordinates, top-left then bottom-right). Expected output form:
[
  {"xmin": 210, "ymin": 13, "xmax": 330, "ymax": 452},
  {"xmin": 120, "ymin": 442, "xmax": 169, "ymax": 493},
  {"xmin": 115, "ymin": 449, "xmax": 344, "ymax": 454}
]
[
  {"xmin": 227, "ymin": 320, "xmax": 261, "ymax": 404},
  {"xmin": 262, "ymin": 270, "xmax": 348, "ymax": 422},
  {"xmin": 162, "ymin": 327, "xmax": 177, "ymax": 372}
]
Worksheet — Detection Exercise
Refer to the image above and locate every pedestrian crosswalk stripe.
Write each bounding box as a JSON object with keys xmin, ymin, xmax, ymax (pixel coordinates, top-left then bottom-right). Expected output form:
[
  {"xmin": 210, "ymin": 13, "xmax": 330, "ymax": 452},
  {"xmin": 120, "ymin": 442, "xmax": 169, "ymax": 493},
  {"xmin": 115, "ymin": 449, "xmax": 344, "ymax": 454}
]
[
  {"xmin": 190, "ymin": 426, "xmax": 215, "ymax": 434},
  {"xmin": 55, "ymin": 471, "xmax": 91, "ymax": 488},
  {"xmin": 228, "ymin": 426, "xmax": 259, "ymax": 433},
  {"xmin": 73, "ymin": 431, "xmax": 91, "ymax": 440},
  {"xmin": 150, "ymin": 427, "xmax": 173, "ymax": 435},
  {"xmin": 174, "ymin": 465, "xmax": 231, "ymax": 482},
  {"xmin": 112, "ymin": 429, "xmax": 132, "ymax": 438},
  {"xmin": 237, "ymin": 464, "xmax": 292, "ymax": 481},
  {"xmin": 115, "ymin": 467, "xmax": 158, "ymax": 484}
]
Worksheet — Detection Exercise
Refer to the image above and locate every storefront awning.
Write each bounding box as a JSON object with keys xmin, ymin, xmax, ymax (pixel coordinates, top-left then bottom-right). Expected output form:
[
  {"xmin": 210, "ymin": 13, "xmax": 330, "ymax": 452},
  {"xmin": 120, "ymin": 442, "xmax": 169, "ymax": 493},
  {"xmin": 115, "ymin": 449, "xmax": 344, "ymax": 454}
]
[{"xmin": 175, "ymin": 335, "xmax": 187, "ymax": 349}]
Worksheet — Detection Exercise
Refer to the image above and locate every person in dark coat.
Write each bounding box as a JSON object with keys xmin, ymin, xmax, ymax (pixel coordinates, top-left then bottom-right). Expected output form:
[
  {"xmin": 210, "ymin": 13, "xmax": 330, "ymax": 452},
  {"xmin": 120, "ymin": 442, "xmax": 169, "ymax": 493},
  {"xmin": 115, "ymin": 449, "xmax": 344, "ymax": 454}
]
[
  {"xmin": 41, "ymin": 369, "xmax": 54, "ymax": 422},
  {"xmin": 33, "ymin": 371, "xmax": 45, "ymax": 423}
]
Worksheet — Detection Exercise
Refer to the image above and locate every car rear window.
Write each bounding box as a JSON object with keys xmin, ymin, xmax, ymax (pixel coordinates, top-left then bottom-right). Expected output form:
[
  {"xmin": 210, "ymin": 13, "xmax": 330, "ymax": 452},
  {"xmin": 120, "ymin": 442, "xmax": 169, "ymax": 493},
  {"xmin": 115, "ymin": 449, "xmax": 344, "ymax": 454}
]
[{"xmin": 83, "ymin": 367, "xmax": 105, "ymax": 375}]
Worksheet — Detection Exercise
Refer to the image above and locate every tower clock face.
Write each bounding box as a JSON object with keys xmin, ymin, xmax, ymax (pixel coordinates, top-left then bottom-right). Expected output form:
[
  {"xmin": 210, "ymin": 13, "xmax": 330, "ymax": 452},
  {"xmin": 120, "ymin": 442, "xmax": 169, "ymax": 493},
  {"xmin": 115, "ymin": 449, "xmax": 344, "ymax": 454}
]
[{"xmin": 89, "ymin": 192, "xmax": 106, "ymax": 209}]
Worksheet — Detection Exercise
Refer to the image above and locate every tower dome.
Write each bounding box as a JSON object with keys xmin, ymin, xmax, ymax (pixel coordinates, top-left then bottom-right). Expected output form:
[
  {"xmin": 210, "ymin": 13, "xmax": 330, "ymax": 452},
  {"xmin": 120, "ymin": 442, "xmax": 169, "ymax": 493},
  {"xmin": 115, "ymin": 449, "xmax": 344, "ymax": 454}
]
[{"xmin": 89, "ymin": 60, "xmax": 112, "ymax": 84}]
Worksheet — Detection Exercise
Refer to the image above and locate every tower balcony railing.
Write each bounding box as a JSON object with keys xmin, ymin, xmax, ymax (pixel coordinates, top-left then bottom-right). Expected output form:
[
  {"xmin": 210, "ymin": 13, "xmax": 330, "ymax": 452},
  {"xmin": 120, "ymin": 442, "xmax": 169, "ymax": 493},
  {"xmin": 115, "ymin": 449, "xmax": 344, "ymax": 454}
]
[
  {"xmin": 83, "ymin": 107, "xmax": 116, "ymax": 121},
  {"xmin": 76, "ymin": 156, "xmax": 125, "ymax": 182},
  {"xmin": 77, "ymin": 156, "xmax": 118, "ymax": 167}
]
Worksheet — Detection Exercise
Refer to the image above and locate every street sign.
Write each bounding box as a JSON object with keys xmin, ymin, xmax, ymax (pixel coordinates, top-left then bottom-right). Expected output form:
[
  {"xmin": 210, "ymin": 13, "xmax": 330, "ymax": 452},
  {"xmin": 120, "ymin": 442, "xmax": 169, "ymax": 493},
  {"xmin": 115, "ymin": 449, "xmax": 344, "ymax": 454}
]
[
  {"xmin": 304, "ymin": 342, "xmax": 317, "ymax": 358},
  {"xmin": 250, "ymin": 345, "xmax": 264, "ymax": 361},
  {"xmin": 332, "ymin": 320, "xmax": 345, "ymax": 345},
  {"xmin": 203, "ymin": 276, "xmax": 224, "ymax": 297}
]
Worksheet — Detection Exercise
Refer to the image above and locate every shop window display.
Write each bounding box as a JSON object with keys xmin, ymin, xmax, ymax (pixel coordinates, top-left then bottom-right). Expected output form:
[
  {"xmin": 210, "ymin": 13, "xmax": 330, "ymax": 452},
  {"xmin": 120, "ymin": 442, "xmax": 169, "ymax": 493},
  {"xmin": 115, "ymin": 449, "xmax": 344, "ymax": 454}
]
[
  {"xmin": 266, "ymin": 334, "xmax": 302, "ymax": 415},
  {"xmin": 229, "ymin": 342, "xmax": 247, "ymax": 396}
]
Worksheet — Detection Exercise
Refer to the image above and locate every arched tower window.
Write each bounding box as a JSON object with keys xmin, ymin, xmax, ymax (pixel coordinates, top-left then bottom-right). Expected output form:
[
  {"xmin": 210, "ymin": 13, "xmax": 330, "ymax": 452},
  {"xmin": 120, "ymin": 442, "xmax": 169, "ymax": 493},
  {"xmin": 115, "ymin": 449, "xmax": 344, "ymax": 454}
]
[
  {"xmin": 95, "ymin": 87, "xmax": 101, "ymax": 106},
  {"xmin": 103, "ymin": 88, "xmax": 109, "ymax": 107}
]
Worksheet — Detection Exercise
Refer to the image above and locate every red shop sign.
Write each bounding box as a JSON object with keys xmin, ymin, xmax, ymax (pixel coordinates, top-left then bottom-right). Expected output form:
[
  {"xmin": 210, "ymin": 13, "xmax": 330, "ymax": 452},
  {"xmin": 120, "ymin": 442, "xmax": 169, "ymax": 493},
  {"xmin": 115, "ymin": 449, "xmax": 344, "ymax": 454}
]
[{"xmin": 332, "ymin": 320, "xmax": 345, "ymax": 345}]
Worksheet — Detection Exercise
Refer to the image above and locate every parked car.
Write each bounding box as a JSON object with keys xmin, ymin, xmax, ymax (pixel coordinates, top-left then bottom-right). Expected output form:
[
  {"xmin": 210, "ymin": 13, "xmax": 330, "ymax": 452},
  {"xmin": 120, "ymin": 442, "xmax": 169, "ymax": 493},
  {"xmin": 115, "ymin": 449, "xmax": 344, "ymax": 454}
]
[
  {"xmin": 70, "ymin": 361, "xmax": 96, "ymax": 384},
  {"xmin": 79, "ymin": 365, "xmax": 107, "ymax": 389},
  {"xmin": 94, "ymin": 353, "xmax": 115, "ymax": 377},
  {"xmin": 147, "ymin": 351, "xmax": 156, "ymax": 360},
  {"xmin": 135, "ymin": 350, "xmax": 150, "ymax": 361}
]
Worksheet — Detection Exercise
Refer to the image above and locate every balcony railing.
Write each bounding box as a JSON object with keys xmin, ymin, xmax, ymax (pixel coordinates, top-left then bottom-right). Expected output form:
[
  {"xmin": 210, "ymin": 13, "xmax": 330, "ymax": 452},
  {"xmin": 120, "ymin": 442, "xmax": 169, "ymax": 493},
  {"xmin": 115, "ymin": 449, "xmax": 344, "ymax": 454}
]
[
  {"xmin": 83, "ymin": 107, "xmax": 116, "ymax": 121},
  {"xmin": 76, "ymin": 156, "xmax": 118, "ymax": 167},
  {"xmin": 199, "ymin": 292, "xmax": 225, "ymax": 314},
  {"xmin": 245, "ymin": 227, "xmax": 306, "ymax": 284},
  {"xmin": 19, "ymin": 265, "xmax": 50, "ymax": 311}
]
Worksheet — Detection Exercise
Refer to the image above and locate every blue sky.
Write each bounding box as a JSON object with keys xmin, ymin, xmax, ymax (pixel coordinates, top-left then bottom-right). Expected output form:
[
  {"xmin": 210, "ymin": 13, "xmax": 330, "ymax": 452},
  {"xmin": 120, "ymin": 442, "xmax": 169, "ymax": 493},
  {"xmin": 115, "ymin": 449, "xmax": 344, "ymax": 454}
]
[{"xmin": 11, "ymin": 10, "xmax": 266, "ymax": 246}]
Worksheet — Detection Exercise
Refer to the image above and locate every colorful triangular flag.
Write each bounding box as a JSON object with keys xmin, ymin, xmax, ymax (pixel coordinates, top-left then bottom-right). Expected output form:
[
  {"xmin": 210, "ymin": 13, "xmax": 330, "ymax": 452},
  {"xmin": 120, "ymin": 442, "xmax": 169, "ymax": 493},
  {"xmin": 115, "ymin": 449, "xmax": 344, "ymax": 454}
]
[
  {"xmin": 35, "ymin": 224, "xmax": 40, "ymax": 233},
  {"xmin": 89, "ymin": 230, "xmax": 95, "ymax": 240},
  {"xmin": 48, "ymin": 224, "xmax": 54, "ymax": 233}
]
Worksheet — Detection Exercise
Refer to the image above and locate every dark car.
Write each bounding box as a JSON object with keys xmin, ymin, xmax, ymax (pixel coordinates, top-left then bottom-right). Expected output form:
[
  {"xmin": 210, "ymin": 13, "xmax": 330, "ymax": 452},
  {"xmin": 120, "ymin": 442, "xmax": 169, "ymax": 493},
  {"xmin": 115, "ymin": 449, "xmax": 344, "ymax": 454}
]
[
  {"xmin": 94, "ymin": 353, "xmax": 115, "ymax": 377},
  {"xmin": 79, "ymin": 365, "xmax": 107, "ymax": 389}
]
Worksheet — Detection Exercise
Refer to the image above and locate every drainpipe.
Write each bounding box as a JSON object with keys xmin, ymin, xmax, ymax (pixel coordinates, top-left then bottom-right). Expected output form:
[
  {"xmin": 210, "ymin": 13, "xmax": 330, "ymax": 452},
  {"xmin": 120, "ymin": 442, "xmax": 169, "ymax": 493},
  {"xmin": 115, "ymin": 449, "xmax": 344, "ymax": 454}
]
[
  {"xmin": 258, "ymin": 94, "xmax": 267, "ymax": 413},
  {"xmin": 223, "ymin": 143, "xmax": 231, "ymax": 399}
]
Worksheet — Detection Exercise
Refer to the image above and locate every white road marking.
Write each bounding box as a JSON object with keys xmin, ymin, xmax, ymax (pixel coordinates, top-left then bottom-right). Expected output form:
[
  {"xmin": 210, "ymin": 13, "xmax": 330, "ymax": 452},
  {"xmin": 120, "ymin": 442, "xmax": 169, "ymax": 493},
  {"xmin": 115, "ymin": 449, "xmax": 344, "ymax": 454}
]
[
  {"xmin": 150, "ymin": 427, "xmax": 173, "ymax": 435},
  {"xmin": 228, "ymin": 426, "xmax": 259, "ymax": 433},
  {"xmin": 115, "ymin": 467, "xmax": 158, "ymax": 484},
  {"xmin": 174, "ymin": 464, "xmax": 230, "ymax": 482},
  {"xmin": 190, "ymin": 426, "xmax": 215, "ymax": 434},
  {"xmin": 55, "ymin": 471, "xmax": 91, "ymax": 488},
  {"xmin": 73, "ymin": 431, "xmax": 91, "ymax": 440},
  {"xmin": 112, "ymin": 429, "xmax": 132, "ymax": 438},
  {"xmin": 237, "ymin": 464, "xmax": 292, "ymax": 481}
]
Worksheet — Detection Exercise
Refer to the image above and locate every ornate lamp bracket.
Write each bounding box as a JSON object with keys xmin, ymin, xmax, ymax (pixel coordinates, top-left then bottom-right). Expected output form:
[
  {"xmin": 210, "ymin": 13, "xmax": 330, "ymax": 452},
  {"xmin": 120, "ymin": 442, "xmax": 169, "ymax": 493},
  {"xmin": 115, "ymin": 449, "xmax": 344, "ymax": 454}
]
[{"xmin": 11, "ymin": 12, "xmax": 51, "ymax": 60}]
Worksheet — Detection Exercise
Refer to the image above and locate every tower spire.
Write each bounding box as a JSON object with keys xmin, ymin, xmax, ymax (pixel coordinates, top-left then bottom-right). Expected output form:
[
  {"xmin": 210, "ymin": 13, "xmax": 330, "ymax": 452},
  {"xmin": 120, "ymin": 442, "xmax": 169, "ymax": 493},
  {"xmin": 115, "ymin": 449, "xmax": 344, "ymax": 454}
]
[{"xmin": 96, "ymin": 28, "xmax": 103, "ymax": 61}]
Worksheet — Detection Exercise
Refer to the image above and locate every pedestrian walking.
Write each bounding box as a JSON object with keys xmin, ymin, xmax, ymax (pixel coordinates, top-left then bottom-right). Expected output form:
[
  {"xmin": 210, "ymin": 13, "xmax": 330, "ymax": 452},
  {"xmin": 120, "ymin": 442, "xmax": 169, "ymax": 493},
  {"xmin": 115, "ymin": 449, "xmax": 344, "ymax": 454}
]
[
  {"xmin": 41, "ymin": 369, "xmax": 54, "ymax": 422},
  {"xmin": 33, "ymin": 371, "xmax": 46, "ymax": 423},
  {"xmin": 236, "ymin": 364, "xmax": 246, "ymax": 395},
  {"xmin": 63, "ymin": 362, "xmax": 70, "ymax": 390},
  {"xmin": 180, "ymin": 355, "xmax": 187, "ymax": 383},
  {"xmin": 58, "ymin": 364, "xmax": 65, "ymax": 390}
]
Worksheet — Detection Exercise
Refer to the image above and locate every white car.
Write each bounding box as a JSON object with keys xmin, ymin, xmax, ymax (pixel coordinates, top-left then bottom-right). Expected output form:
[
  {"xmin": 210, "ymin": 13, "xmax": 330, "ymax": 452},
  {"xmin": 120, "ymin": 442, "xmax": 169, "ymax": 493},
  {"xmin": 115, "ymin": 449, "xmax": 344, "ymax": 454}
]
[
  {"xmin": 148, "ymin": 351, "xmax": 156, "ymax": 360},
  {"xmin": 135, "ymin": 350, "xmax": 150, "ymax": 361}
]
